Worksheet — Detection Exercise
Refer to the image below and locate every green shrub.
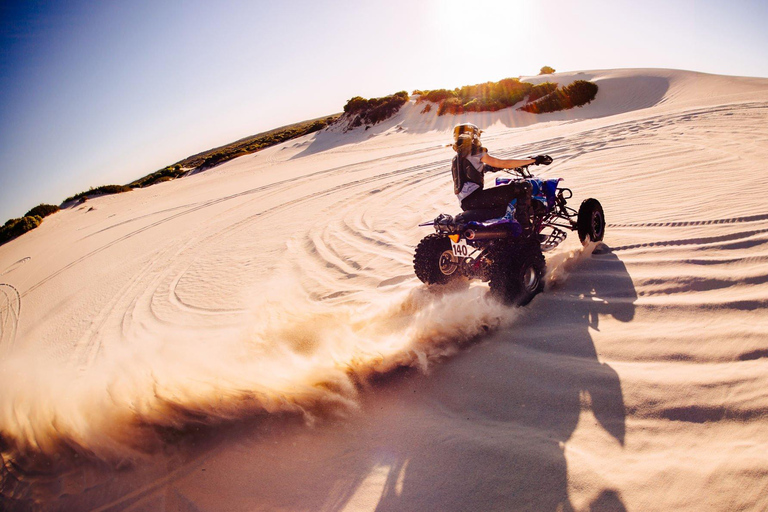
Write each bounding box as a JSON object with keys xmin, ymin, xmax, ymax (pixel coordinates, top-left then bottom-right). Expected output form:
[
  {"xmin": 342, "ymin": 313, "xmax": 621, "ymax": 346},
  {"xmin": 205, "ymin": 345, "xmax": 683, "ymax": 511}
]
[
  {"xmin": 526, "ymin": 82, "xmax": 557, "ymax": 103},
  {"xmin": 25, "ymin": 204, "xmax": 59, "ymax": 218},
  {"xmin": 343, "ymin": 96, "xmax": 369, "ymax": 113},
  {"xmin": 498, "ymin": 77, "xmax": 525, "ymax": 89},
  {"xmin": 421, "ymin": 103, "xmax": 432, "ymax": 113},
  {"xmin": 128, "ymin": 115, "xmax": 339, "ymax": 179},
  {"xmin": 506, "ymin": 91, "xmax": 528, "ymax": 107},
  {"xmin": 172, "ymin": 115, "xmax": 337, "ymax": 171},
  {"xmin": 151, "ymin": 176, "xmax": 174, "ymax": 186},
  {"xmin": 201, "ymin": 151, "xmax": 234, "ymax": 168},
  {"xmin": 462, "ymin": 98, "xmax": 504, "ymax": 112},
  {"xmin": 563, "ymin": 80, "xmax": 599, "ymax": 106},
  {"xmin": 342, "ymin": 91, "xmax": 409, "ymax": 128},
  {"xmin": 519, "ymin": 80, "xmax": 598, "ymax": 113},
  {"xmin": 64, "ymin": 185, "xmax": 132, "ymax": 204},
  {"xmin": 0, "ymin": 215, "xmax": 42, "ymax": 245},
  {"xmin": 539, "ymin": 66, "xmax": 556, "ymax": 75},
  {"xmin": 421, "ymin": 89, "xmax": 455, "ymax": 103},
  {"xmin": 420, "ymin": 77, "xmax": 535, "ymax": 115},
  {"xmin": 456, "ymin": 78, "xmax": 531, "ymax": 107},
  {"xmin": 129, "ymin": 165, "xmax": 187, "ymax": 188},
  {"xmin": 437, "ymin": 97, "xmax": 463, "ymax": 115}
]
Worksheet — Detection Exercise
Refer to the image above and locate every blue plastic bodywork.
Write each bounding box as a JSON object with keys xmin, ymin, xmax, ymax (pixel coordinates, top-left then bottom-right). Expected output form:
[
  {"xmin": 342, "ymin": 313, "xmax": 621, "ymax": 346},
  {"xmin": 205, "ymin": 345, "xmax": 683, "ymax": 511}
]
[
  {"xmin": 464, "ymin": 178, "xmax": 559, "ymax": 236},
  {"xmin": 495, "ymin": 177, "xmax": 562, "ymax": 211},
  {"xmin": 463, "ymin": 177, "xmax": 563, "ymax": 236}
]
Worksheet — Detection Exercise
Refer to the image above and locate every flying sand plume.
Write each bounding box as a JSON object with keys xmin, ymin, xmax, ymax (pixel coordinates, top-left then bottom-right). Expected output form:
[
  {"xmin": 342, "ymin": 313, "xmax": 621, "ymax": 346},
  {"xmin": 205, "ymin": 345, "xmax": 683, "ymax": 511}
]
[
  {"xmin": 0, "ymin": 245, "xmax": 588, "ymax": 467},
  {"xmin": 0, "ymin": 280, "xmax": 506, "ymax": 464}
]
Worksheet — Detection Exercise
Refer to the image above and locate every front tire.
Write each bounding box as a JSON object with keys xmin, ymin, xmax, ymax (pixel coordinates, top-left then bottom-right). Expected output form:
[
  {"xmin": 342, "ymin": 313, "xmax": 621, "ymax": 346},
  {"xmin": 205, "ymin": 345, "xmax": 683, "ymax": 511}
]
[
  {"xmin": 414, "ymin": 234, "xmax": 461, "ymax": 285},
  {"xmin": 488, "ymin": 241, "xmax": 545, "ymax": 306},
  {"xmin": 577, "ymin": 198, "xmax": 605, "ymax": 245}
]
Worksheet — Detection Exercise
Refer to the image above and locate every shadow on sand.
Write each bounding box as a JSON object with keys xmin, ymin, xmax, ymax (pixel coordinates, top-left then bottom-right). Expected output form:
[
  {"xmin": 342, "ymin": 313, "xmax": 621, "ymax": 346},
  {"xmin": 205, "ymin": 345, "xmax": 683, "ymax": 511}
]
[{"xmin": 359, "ymin": 245, "xmax": 635, "ymax": 511}]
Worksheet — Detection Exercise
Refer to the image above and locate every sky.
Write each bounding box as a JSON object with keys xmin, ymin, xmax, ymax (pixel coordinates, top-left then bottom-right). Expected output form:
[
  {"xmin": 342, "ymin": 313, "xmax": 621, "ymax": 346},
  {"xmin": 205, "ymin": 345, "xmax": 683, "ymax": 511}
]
[{"xmin": 1, "ymin": 0, "xmax": 767, "ymax": 222}]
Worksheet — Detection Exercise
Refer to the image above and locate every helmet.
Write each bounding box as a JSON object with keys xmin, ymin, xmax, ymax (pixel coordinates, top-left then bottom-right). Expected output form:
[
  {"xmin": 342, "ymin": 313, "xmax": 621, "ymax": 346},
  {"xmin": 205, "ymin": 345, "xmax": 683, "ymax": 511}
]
[{"xmin": 452, "ymin": 123, "xmax": 482, "ymax": 152}]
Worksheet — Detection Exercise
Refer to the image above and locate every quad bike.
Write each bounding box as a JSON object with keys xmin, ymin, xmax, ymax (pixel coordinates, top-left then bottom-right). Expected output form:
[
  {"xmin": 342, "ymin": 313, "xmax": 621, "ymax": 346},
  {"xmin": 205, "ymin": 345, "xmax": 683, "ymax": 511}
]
[{"xmin": 414, "ymin": 159, "xmax": 605, "ymax": 305}]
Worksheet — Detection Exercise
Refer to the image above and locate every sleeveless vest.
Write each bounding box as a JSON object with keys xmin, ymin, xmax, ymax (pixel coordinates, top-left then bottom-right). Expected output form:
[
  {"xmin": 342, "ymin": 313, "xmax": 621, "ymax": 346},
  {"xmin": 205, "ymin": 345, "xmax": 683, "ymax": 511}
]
[{"xmin": 451, "ymin": 148, "xmax": 487, "ymax": 195}]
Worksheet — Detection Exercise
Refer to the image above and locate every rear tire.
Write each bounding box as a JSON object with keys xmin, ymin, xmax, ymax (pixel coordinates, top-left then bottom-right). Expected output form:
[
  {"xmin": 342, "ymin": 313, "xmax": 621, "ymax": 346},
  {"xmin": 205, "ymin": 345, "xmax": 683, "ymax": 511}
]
[
  {"xmin": 578, "ymin": 198, "xmax": 605, "ymax": 245},
  {"xmin": 414, "ymin": 234, "xmax": 461, "ymax": 285},
  {"xmin": 488, "ymin": 240, "xmax": 545, "ymax": 306}
]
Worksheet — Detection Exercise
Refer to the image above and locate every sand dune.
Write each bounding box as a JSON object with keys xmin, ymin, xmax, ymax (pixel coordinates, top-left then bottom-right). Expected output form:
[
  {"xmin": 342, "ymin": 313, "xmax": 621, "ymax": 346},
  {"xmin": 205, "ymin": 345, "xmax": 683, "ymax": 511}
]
[{"xmin": 1, "ymin": 68, "xmax": 767, "ymax": 511}]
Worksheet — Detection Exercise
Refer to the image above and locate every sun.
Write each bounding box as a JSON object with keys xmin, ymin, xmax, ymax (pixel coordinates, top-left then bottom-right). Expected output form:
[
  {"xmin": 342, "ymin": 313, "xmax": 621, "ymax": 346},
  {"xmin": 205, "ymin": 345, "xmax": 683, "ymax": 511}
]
[
  {"xmin": 435, "ymin": 0, "xmax": 529, "ymax": 37},
  {"xmin": 430, "ymin": 0, "xmax": 537, "ymax": 77}
]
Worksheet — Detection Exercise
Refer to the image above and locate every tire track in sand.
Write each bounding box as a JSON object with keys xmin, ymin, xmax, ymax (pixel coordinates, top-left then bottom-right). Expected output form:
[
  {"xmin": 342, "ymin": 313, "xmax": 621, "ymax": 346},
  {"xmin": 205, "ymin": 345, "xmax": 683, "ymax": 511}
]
[{"xmin": 0, "ymin": 284, "xmax": 21, "ymax": 355}]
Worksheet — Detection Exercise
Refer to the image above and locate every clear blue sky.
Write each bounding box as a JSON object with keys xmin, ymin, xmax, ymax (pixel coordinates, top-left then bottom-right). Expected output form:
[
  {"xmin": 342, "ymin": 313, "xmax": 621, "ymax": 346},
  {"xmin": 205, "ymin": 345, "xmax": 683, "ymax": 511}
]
[{"xmin": 1, "ymin": 0, "xmax": 766, "ymax": 221}]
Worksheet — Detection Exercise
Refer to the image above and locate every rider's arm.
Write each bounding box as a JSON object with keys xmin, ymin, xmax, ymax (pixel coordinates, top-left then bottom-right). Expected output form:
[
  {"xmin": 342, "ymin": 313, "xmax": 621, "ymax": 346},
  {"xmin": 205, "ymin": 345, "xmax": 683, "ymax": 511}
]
[{"xmin": 481, "ymin": 154, "xmax": 535, "ymax": 169}]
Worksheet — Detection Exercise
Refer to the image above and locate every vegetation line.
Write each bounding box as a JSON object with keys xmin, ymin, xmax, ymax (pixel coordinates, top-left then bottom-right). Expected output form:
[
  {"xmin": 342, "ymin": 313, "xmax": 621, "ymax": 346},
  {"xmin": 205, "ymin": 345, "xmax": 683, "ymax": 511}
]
[
  {"xmin": 2, "ymin": 66, "xmax": 598, "ymax": 247},
  {"xmin": 0, "ymin": 204, "xmax": 59, "ymax": 246}
]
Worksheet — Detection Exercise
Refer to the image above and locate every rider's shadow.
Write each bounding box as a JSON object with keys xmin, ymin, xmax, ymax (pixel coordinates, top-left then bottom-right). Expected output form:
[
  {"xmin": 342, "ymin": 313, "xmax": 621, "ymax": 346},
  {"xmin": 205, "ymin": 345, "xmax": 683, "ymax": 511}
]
[{"xmin": 372, "ymin": 245, "xmax": 635, "ymax": 512}]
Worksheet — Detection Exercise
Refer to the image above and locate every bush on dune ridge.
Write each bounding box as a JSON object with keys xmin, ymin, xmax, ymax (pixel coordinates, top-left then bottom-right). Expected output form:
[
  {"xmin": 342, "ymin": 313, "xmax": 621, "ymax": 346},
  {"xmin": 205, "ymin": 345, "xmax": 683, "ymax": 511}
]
[
  {"xmin": 457, "ymin": 78, "xmax": 531, "ymax": 107},
  {"xmin": 414, "ymin": 89, "xmax": 455, "ymax": 103},
  {"xmin": 130, "ymin": 164, "xmax": 185, "ymax": 188},
  {"xmin": 342, "ymin": 91, "xmax": 409, "ymax": 129},
  {"xmin": 437, "ymin": 97, "xmax": 464, "ymax": 116},
  {"xmin": 417, "ymin": 76, "xmax": 589, "ymax": 116},
  {"xmin": 0, "ymin": 215, "xmax": 42, "ymax": 245},
  {"xmin": 527, "ymin": 82, "xmax": 558, "ymax": 103},
  {"xmin": 3, "ymin": 117, "xmax": 341, "ymax": 234},
  {"xmin": 129, "ymin": 116, "xmax": 340, "ymax": 186},
  {"xmin": 25, "ymin": 204, "xmax": 59, "ymax": 218},
  {"xmin": 426, "ymin": 78, "xmax": 533, "ymax": 115},
  {"xmin": 63, "ymin": 185, "xmax": 133, "ymax": 204},
  {"xmin": 519, "ymin": 80, "xmax": 598, "ymax": 113},
  {"xmin": 0, "ymin": 204, "xmax": 59, "ymax": 246},
  {"xmin": 189, "ymin": 116, "xmax": 339, "ymax": 171}
]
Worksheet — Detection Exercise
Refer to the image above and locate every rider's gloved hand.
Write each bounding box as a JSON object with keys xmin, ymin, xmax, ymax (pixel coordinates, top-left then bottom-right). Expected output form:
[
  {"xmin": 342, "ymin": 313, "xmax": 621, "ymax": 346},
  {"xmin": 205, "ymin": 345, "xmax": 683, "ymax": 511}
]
[{"xmin": 533, "ymin": 155, "xmax": 553, "ymax": 166}]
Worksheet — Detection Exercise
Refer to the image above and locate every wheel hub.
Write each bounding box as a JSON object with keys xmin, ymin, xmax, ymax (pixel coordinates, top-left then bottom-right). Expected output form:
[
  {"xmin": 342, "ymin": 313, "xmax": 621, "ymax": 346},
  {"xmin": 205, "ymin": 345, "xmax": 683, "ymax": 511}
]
[
  {"xmin": 592, "ymin": 212, "xmax": 604, "ymax": 238},
  {"xmin": 523, "ymin": 266, "xmax": 539, "ymax": 291},
  {"xmin": 438, "ymin": 250, "xmax": 459, "ymax": 275}
]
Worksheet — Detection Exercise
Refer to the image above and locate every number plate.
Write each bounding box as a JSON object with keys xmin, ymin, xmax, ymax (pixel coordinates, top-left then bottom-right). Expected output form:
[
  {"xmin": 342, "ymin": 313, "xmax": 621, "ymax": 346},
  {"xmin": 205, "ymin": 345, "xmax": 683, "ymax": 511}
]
[{"xmin": 451, "ymin": 238, "xmax": 470, "ymax": 258}]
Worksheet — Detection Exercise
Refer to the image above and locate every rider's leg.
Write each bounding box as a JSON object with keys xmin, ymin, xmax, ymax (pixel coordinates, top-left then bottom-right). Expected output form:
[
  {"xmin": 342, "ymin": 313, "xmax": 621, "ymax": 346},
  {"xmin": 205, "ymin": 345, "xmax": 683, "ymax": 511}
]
[
  {"xmin": 460, "ymin": 182, "xmax": 534, "ymax": 235},
  {"xmin": 460, "ymin": 182, "xmax": 529, "ymax": 210}
]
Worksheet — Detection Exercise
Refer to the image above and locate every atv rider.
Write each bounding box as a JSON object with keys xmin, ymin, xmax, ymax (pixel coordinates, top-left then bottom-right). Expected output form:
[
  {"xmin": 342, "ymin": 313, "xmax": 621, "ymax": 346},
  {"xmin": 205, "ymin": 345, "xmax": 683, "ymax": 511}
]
[{"xmin": 451, "ymin": 123, "xmax": 552, "ymax": 234}]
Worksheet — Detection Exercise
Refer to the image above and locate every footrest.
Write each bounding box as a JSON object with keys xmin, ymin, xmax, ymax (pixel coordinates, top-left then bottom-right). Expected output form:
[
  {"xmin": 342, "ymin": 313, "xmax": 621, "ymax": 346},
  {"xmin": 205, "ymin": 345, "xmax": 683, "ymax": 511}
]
[{"xmin": 541, "ymin": 228, "xmax": 568, "ymax": 251}]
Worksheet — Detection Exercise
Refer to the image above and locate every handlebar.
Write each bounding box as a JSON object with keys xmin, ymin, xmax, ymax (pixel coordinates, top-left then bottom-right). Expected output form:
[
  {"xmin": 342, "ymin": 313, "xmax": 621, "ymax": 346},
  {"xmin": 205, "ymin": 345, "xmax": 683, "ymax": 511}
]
[
  {"xmin": 500, "ymin": 164, "xmax": 534, "ymax": 178},
  {"xmin": 499, "ymin": 154, "xmax": 554, "ymax": 178}
]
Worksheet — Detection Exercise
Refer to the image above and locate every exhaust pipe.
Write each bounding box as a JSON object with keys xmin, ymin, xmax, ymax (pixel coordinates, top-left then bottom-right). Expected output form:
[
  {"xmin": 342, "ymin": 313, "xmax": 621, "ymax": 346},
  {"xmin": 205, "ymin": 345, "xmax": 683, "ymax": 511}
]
[{"xmin": 464, "ymin": 227, "xmax": 511, "ymax": 240}]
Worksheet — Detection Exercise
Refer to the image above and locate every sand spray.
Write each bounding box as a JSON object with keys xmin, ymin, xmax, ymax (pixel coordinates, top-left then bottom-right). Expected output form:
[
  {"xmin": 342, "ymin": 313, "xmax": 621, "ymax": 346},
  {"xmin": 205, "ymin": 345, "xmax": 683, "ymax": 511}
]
[{"xmin": 0, "ymin": 243, "xmax": 589, "ymax": 465}]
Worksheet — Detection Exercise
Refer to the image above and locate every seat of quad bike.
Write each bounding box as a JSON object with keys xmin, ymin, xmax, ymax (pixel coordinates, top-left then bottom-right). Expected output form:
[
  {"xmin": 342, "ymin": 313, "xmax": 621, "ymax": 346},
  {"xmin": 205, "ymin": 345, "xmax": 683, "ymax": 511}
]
[{"xmin": 454, "ymin": 206, "xmax": 507, "ymax": 224}]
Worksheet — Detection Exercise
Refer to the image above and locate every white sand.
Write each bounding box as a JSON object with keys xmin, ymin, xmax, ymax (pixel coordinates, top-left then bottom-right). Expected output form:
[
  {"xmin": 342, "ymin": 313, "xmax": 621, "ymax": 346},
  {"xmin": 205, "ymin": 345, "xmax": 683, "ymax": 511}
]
[{"xmin": 1, "ymin": 68, "xmax": 767, "ymax": 511}]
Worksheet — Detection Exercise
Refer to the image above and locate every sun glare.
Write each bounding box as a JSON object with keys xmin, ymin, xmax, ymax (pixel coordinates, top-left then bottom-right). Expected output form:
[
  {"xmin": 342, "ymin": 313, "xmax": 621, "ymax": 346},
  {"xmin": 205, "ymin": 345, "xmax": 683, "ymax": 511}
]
[
  {"xmin": 436, "ymin": 0, "xmax": 531, "ymax": 38},
  {"xmin": 428, "ymin": 0, "xmax": 539, "ymax": 86}
]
